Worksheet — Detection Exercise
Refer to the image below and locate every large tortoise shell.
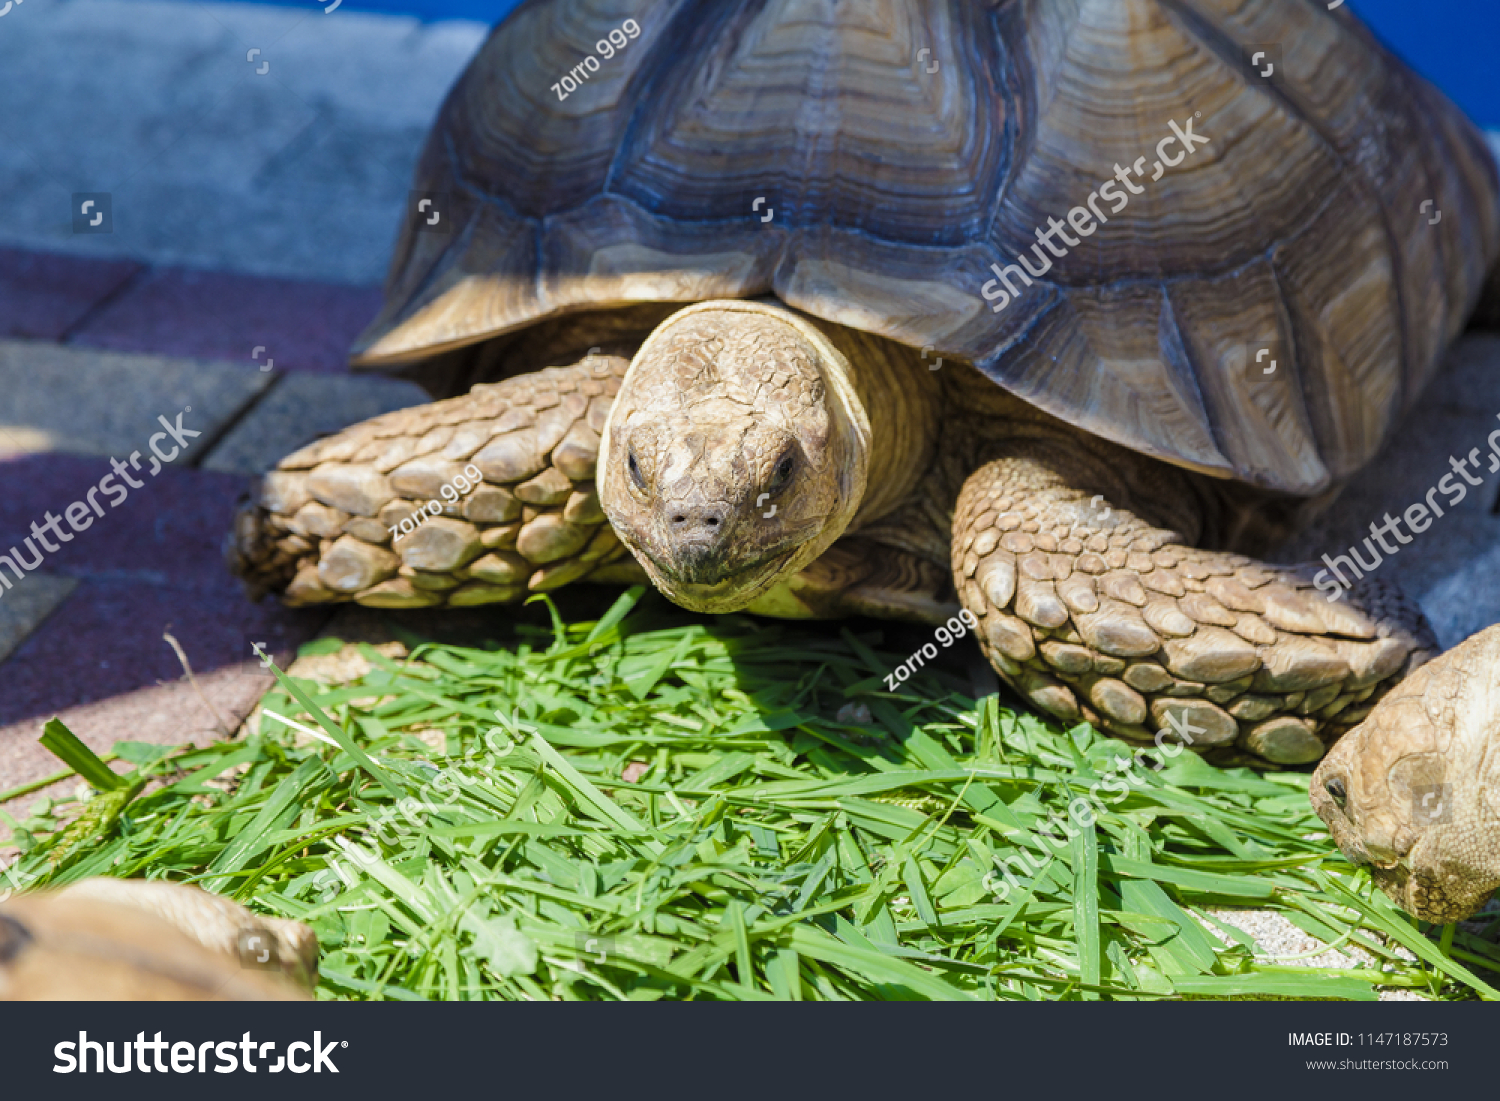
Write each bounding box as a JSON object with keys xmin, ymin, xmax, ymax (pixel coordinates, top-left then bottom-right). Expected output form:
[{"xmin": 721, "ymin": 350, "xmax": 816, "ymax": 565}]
[{"xmin": 353, "ymin": 0, "xmax": 1500, "ymax": 495}]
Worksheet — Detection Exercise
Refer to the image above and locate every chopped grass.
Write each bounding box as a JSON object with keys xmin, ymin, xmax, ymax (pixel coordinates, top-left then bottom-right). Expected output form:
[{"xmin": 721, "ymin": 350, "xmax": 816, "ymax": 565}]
[{"xmin": 3, "ymin": 587, "xmax": 1495, "ymax": 1000}]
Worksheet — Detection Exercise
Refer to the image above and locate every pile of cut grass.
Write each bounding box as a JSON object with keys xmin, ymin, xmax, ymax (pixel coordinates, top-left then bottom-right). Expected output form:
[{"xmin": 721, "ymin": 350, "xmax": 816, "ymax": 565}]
[{"xmin": 3, "ymin": 588, "xmax": 1496, "ymax": 1000}]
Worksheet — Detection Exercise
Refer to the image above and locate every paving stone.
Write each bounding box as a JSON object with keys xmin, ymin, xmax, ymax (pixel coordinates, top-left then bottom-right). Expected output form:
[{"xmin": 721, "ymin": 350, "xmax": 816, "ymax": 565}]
[
  {"xmin": 250, "ymin": 10, "xmax": 431, "ymax": 129},
  {"xmin": 0, "ymin": 247, "xmax": 141, "ymax": 341},
  {"xmin": 204, "ymin": 372, "xmax": 429, "ymax": 474},
  {"xmin": 0, "ymin": 339, "xmax": 270, "ymax": 459},
  {"xmin": 1276, "ymin": 333, "xmax": 1500, "ymax": 649},
  {"xmin": 1423, "ymin": 543, "xmax": 1500, "ymax": 650},
  {"xmin": 0, "ymin": 459, "xmax": 267, "ymax": 591},
  {"xmin": 0, "ymin": 0, "xmax": 484, "ymax": 283},
  {"xmin": 0, "ymin": 457, "xmax": 328, "ymax": 740},
  {"xmin": 0, "ymin": 660, "xmax": 287, "ymax": 826},
  {"xmin": 0, "ymin": 574, "xmax": 76, "ymax": 665},
  {"xmin": 68, "ymin": 266, "xmax": 383, "ymax": 374},
  {"xmin": 249, "ymin": 110, "xmax": 426, "ymax": 213},
  {"xmin": 5, "ymin": 174, "xmax": 409, "ymax": 289},
  {"xmin": 409, "ymin": 16, "xmax": 496, "ymax": 81},
  {"xmin": 0, "ymin": 578, "xmax": 327, "ymax": 728},
  {"xmin": 0, "ymin": 459, "xmax": 323, "ymax": 814}
]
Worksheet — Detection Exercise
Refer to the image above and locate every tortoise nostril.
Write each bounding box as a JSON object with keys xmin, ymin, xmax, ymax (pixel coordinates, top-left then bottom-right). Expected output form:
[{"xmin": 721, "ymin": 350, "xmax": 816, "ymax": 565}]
[{"xmin": 668, "ymin": 507, "xmax": 726, "ymax": 536}]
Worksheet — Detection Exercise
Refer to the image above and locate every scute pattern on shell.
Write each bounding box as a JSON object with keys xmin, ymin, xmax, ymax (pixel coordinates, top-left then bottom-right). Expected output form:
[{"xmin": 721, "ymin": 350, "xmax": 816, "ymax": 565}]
[{"xmin": 353, "ymin": 0, "xmax": 1498, "ymax": 498}]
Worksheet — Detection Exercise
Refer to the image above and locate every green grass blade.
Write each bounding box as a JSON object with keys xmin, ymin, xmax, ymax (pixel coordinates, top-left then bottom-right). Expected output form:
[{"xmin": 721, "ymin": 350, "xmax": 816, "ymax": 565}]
[
  {"xmin": 9, "ymin": 599, "xmax": 1488, "ymax": 1003},
  {"xmin": 1073, "ymin": 822, "xmax": 1100, "ymax": 998},
  {"xmin": 39, "ymin": 718, "xmax": 124, "ymax": 791}
]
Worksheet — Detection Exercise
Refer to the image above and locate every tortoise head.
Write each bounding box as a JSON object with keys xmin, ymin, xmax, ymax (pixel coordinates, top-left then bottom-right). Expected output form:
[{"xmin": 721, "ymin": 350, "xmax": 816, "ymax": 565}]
[
  {"xmin": 599, "ymin": 300, "xmax": 870, "ymax": 613},
  {"xmin": 1311, "ymin": 626, "xmax": 1500, "ymax": 923}
]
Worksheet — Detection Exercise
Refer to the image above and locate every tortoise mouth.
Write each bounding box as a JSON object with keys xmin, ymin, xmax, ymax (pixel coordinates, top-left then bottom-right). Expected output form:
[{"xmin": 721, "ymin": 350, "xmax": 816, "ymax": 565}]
[{"xmin": 650, "ymin": 545, "xmax": 800, "ymax": 613}]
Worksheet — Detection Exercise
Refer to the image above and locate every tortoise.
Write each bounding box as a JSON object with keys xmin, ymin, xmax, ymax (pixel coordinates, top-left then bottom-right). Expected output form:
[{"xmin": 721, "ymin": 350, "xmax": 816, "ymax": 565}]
[
  {"xmin": 229, "ymin": 0, "xmax": 1500, "ymax": 920},
  {"xmin": 0, "ymin": 878, "xmax": 315, "ymax": 1000}
]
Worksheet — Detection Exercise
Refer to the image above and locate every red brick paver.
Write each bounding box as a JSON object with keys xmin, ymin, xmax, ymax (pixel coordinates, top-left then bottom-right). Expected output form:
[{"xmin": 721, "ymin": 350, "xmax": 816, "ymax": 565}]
[
  {"xmin": 0, "ymin": 456, "xmax": 262, "ymax": 591},
  {"xmin": 0, "ymin": 247, "xmax": 142, "ymax": 342},
  {"xmin": 68, "ymin": 265, "xmax": 384, "ymax": 374},
  {"xmin": 0, "ymin": 661, "xmax": 288, "ymax": 823},
  {"xmin": 0, "ymin": 455, "xmax": 329, "ymax": 725},
  {"xmin": 0, "ymin": 248, "xmax": 375, "ymax": 810}
]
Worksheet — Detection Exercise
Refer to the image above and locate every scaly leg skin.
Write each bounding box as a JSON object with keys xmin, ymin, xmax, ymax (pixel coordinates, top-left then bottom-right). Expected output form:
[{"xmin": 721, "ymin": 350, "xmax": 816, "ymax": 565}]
[
  {"xmin": 230, "ymin": 356, "xmax": 646, "ymax": 608},
  {"xmin": 1312, "ymin": 623, "xmax": 1500, "ymax": 922},
  {"xmin": 952, "ymin": 439, "xmax": 1436, "ymax": 766}
]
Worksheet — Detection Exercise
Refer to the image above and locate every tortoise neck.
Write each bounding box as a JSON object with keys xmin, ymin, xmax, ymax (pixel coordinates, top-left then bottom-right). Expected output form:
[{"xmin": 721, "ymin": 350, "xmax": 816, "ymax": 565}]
[{"xmin": 807, "ymin": 320, "xmax": 943, "ymax": 528}]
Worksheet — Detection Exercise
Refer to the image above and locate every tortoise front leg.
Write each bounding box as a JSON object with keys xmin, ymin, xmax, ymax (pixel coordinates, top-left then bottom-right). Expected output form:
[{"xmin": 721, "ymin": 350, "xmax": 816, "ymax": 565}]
[
  {"xmin": 951, "ymin": 439, "xmax": 1435, "ymax": 766},
  {"xmin": 230, "ymin": 356, "xmax": 644, "ymax": 608}
]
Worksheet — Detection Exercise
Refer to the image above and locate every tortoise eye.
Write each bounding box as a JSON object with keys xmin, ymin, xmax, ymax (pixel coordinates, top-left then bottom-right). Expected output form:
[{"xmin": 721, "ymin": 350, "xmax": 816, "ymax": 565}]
[
  {"xmin": 1324, "ymin": 776, "xmax": 1347, "ymax": 808},
  {"xmin": 627, "ymin": 449, "xmax": 647, "ymax": 492},
  {"xmin": 769, "ymin": 453, "xmax": 795, "ymax": 492}
]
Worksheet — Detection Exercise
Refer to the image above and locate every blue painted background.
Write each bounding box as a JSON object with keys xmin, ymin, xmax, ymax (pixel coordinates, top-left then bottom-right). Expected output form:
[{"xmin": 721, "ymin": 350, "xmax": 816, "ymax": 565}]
[{"xmin": 273, "ymin": 0, "xmax": 1500, "ymax": 127}]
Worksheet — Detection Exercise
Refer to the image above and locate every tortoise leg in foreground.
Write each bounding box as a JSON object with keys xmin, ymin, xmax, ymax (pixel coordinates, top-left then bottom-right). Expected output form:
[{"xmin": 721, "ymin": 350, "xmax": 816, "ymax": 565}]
[
  {"xmin": 1312, "ymin": 624, "xmax": 1500, "ymax": 923},
  {"xmin": 0, "ymin": 878, "xmax": 314, "ymax": 1000},
  {"xmin": 230, "ymin": 357, "xmax": 646, "ymax": 608},
  {"xmin": 952, "ymin": 439, "xmax": 1436, "ymax": 767}
]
